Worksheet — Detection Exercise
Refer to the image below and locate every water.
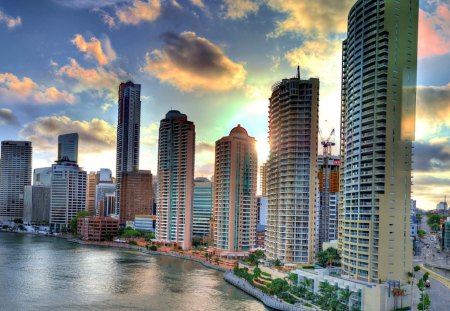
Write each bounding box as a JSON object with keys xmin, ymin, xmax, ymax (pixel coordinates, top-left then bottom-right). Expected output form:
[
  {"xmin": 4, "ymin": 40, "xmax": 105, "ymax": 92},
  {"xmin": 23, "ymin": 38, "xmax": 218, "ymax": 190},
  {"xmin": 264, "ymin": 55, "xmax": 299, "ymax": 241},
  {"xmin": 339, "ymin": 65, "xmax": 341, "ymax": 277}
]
[{"xmin": 0, "ymin": 233, "xmax": 267, "ymax": 311}]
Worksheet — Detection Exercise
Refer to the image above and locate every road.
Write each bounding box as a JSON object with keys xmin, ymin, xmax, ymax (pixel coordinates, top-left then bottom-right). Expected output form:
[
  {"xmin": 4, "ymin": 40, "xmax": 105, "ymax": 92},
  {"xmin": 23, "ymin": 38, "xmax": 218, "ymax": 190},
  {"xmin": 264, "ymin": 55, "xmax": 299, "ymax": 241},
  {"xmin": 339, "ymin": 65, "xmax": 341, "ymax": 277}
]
[{"xmin": 412, "ymin": 271, "xmax": 450, "ymax": 311}]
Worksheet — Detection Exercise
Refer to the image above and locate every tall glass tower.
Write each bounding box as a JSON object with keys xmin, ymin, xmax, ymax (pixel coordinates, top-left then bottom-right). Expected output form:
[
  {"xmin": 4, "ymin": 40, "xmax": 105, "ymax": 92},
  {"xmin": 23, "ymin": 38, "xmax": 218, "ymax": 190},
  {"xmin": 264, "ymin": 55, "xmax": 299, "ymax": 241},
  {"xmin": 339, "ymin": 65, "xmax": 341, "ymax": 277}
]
[
  {"xmin": 339, "ymin": 0, "xmax": 418, "ymax": 283},
  {"xmin": 156, "ymin": 110, "xmax": 195, "ymax": 250},
  {"xmin": 266, "ymin": 73, "xmax": 319, "ymax": 264},
  {"xmin": 58, "ymin": 133, "xmax": 78, "ymax": 163},
  {"xmin": 115, "ymin": 81, "xmax": 141, "ymax": 215}
]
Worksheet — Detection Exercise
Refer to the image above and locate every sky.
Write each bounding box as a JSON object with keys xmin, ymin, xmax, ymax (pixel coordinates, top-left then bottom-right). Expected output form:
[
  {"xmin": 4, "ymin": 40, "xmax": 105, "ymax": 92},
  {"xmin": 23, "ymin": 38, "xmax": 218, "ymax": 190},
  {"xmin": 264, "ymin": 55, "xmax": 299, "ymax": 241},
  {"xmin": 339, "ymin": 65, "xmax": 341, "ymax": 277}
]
[{"xmin": 0, "ymin": 0, "xmax": 449, "ymax": 210}]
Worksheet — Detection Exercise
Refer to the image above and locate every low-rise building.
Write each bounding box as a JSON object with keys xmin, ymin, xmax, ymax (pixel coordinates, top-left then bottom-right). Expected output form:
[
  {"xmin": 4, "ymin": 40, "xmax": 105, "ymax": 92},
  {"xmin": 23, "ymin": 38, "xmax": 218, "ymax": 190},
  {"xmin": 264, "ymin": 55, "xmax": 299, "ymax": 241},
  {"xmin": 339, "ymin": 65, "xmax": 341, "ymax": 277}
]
[
  {"xmin": 77, "ymin": 217, "xmax": 119, "ymax": 241},
  {"xmin": 293, "ymin": 267, "xmax": 410, "ymax": 311},
  {"xmin": 134, "ymin": 215, "xmax": 154, "ymax": 232}
]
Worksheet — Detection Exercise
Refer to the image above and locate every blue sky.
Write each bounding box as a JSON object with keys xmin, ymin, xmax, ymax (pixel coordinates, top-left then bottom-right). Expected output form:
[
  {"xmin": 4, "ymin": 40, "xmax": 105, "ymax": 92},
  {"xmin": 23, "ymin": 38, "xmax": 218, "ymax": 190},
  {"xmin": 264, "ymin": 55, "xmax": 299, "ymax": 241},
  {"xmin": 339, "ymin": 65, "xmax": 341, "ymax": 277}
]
[{"xmin": 0, "ymin": 0, "xmax": 449, "ymax": 210}]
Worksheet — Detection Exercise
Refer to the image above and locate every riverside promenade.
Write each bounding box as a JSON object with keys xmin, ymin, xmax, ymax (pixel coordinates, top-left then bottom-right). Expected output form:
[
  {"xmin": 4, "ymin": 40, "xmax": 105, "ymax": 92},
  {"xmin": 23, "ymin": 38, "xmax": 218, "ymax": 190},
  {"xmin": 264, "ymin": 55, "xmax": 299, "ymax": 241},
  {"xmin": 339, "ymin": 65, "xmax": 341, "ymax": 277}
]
[{"xmin": 224, "ymin": 271, "xmax": 317, "ymax": 311}]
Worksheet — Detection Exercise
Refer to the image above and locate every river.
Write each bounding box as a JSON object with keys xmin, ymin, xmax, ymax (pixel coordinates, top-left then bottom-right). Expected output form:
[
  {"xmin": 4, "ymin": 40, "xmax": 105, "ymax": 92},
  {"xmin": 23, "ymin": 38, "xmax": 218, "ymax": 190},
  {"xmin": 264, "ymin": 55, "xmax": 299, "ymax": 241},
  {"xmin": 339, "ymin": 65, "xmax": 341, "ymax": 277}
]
[{"xmin": 0, "ymin": 233, "xmax": 267, "ymax": 311}]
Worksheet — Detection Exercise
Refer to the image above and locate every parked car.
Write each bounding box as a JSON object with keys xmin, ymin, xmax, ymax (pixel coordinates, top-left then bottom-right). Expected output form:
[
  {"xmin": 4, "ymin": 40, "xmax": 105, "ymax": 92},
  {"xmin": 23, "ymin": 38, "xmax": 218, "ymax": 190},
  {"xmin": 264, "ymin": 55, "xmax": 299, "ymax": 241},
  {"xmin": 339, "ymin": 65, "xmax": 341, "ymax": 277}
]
[{"xmin": 425, "ymin": 280, "xmax": 431, "ymax": 288}]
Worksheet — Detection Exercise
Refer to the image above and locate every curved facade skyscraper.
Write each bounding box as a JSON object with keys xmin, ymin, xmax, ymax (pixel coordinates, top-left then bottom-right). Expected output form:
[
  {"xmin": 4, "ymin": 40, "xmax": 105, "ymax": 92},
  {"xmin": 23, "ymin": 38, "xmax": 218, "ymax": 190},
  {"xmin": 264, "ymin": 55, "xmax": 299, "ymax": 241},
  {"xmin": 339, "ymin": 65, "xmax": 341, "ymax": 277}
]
[
  {"xmin": 339, "ymin": 0, "xmax": 418, "ymax": 283},
  {"xmin": 266, "ymin": 75, "xmax": 319, "ymax": 264},
  {"xmin": 213, "ymin": 125, "xmax": 257, "ymax": 254}
]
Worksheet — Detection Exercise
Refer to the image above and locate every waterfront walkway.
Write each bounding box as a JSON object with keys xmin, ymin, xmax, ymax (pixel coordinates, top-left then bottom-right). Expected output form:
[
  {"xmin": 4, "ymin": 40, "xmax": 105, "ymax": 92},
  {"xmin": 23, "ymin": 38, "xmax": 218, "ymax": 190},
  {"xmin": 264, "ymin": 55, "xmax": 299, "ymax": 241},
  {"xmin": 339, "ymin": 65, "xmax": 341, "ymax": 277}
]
[{"xmin": 224, "ymin": 271, "xmax": 317, "ymax": 311}]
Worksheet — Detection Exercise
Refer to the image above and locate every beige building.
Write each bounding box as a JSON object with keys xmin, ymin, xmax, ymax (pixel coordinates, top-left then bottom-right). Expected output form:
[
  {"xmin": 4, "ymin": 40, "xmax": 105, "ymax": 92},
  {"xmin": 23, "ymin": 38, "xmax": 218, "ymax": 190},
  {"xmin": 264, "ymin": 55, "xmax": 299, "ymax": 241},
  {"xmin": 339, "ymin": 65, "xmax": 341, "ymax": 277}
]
[
  {"xmin": 213, "ymin": 125, "xmax": 257, "ymax": 254},
  {"xmin": 86, "ymin": 171, "xmax": 97, "ymax": 214},
  {"xmin": 156, "ymin": 110, "xmax": 195, "ymax": 250},
  {"xmin": 265, "ymin": 73, "xmax": 319, "ymax": 265},
  {"xmin": 339, "ymin": 0, "xmax": 418, "ymax": 284}
]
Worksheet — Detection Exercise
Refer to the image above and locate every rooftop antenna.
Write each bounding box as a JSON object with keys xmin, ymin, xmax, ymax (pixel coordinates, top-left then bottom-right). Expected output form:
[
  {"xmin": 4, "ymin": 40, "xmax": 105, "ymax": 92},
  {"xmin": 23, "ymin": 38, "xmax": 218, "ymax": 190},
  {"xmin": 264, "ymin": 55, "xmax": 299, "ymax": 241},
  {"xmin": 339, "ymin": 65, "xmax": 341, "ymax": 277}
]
[{"xmin": 297, "ymin": 65, "xmax": 300, "ymax": 80}]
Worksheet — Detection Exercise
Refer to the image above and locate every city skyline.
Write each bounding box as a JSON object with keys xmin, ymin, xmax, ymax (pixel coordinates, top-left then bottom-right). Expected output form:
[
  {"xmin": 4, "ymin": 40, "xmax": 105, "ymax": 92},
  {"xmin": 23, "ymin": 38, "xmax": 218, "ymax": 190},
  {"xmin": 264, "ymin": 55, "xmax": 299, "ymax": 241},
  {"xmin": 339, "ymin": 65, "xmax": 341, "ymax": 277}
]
[{"xmin": 0, "ymin": 0, "xmax": 448, "ymax": 210}]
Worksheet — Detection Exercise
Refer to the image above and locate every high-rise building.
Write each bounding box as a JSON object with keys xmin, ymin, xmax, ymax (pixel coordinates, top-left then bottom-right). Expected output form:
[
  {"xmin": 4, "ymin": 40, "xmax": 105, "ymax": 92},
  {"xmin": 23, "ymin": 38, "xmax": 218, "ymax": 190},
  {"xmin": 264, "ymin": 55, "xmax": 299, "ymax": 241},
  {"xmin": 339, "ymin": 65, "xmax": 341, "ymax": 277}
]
[
  {"xmin": 23, "ymin": 185, "xmax": 51, "ymax": 224},
  {"xmin": 257, "ymin": 196, "xmax": 268, "ymax": 226},
  {"xmin": 193, "ymin": 177, "xmax": 213, "ymax": 237},
  {"xmin": 50, "ymin": 160, "xmax": 87, "ymax": 232},
  {"xmin": 86, "ymin": 172, "xmax": 97, "ymax": 214},
  {"xmin": 266, "ymin": 73, "xmax": 319, "ymax": 264},
  {"xmin": 260, "ymin": 162, "xmax": 267, "ymax": 196},
  {"xmin": 119, "ymin": 170, "xmax": 152, "ymax": 226},
  {"xmin": 115, "ymin": 81, "xmax": 141, "ymax": 215},
  {"xmin": 95, "ymin": 169, "xmax": 115, "ymax": 216},
  {"xmin": 99, "ymin": 193, "xmax": 116, "ymax": 217},
  {"xmin": 316, "ymin": 155, "xmax": 340, "ymax": 252},
  {"xmin": 339, "ymin": 0, "xmax": 418, "ymax": 283},
  {"xmin": 58, "ymin": 133, "xmax": 78, "ymax": 163},
  {"xmin": 156, "ymin": 110, "xmax": 195, "ymax": 250},
  {"xmin": 33, "ymin": 167, "xmax": 52, "ymax": 186},
  {"xmin": 0, "ymin": 141, "xmax": 32, "ymax": 220},
  {"xmin": 213, "ymin": 125, "xmax": 257, "ymax": 253}
]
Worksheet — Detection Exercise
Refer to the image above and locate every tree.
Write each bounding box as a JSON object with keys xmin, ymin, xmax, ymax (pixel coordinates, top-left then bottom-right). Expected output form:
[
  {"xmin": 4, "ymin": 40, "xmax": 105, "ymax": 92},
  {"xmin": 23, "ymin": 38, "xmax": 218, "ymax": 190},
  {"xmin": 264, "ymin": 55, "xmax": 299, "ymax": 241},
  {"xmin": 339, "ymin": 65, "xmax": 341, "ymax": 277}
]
[
  {"xmin": 317, "ymin": 247, "xmax": 341, "ymax": 267},
  {"xmin": 13, "ymin": 218, "xmax": 23, "ymax": 224},
  {"xmin": 416, "ymin": 213, "xmax": 422, "ymax": 223},
  {"xmin": 288, "ymin": 272, "xmax": 298, "ymax": 286},
  {"xmin": 272, "ymin": 258, "xmax": 282, "ymax": 267},
  {"xmin": 248, "ymin": 253, "xmax": 260, "ymax": 266},
  {"xmin": 418, "ymin": 292, "xmax": 431, "ymax": 311},
  {"xmin": 254, "ymin": 250, "xmax": 266, "ymax": 259},
  {"xmin": 268, "ymin": 278, "xmax": 289, "ymax": 296},
  {"xmin": 414, "ymin": 265, "xmax": 421, "ymax": 273},
  {"xmin": 253, "ymin": 266, "xmax": 262, "ymax": 278},
  {"xmin": 417, "ymin": 229, "xmax": 426, "ymax": 239},
  {"xmin": 339, "ymin": 288, "xmax": 352, "ymax": 311}
]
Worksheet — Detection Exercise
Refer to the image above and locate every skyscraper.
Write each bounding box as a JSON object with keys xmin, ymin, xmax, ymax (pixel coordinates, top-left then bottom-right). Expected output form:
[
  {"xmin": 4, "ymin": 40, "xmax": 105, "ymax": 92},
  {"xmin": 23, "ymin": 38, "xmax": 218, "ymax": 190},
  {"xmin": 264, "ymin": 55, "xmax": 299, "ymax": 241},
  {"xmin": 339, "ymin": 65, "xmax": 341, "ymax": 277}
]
[
  {"xmin": 316, "ymin": 155, "xmax": 340, "ymax": 252},
  {"xmin": 339, "ymin": 0, "xmax": 418, "ymax": 283},
  {"xmin": 86, "ymin": 171, "xmax": 97, "ymax": 214},
  {"xmin": 119, "ymin": 170, "xmax": 152, "ymax": 226},
  {"xmin": 0, "ymin": 141, "xmax": 32, "ymax": 220},
  {"xmin": 58, "ymin": 133, "xmax": 78, "ymax": 163},
  {"xmin": 156, "ymin": 110, "xmax": 195, "ymax": 250},
  {"xmin": 193, "ymin": 177, "xmax": 213, "ymax": 237},
  {"xmin": 49, "ymin": 160, "xmax": 87, "ymax": 232},
  {"xmin": 266, "ymin": 73, "xmax": 319, "ymax": 264},
  {"xmin": 213, "ymin": 125, "xmax": 257, "ymax": 253},
  {"xmin": 115, "ymin": 81, "xmax": 141, "ymax": 215}
]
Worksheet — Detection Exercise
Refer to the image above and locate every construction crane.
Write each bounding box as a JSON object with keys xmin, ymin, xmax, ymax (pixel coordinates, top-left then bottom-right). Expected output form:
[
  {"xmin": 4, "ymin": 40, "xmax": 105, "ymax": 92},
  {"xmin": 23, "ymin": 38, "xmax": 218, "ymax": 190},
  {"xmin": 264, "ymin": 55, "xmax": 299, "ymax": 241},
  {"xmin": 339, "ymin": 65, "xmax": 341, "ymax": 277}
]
[{"xmin": 319, "ymin": 128, "xmax": 336, "ymax": 157}]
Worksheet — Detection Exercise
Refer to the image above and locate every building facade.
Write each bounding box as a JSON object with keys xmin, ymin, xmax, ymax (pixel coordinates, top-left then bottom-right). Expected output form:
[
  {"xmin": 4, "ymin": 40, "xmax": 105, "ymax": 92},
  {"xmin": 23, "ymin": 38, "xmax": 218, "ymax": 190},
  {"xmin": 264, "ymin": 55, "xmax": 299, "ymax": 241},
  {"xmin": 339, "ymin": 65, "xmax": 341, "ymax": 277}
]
[
  {"xmin": 49, "ymin": 160, "xmax": 87, "ymax": 232},
  {"xmin": 119, "ymin": 170, "xmax": 152, "ymax": 226},
  {"xmin": 0, "ymin": 141, "xmax": 32, "ymax": 220},
  {"xmin": 58, "ymin": 133, "xmax": 78, "ymax": 163},
  {"xmin": 266, "ymin": 74, "xmax": 319, "ymax": 264},
  {"xmin": 193, "ymin": 177, "xmax": 213, "ymax": 237},
  {"xmin": 33, "ymin": 167, "xmax": 52, "ymax": 186},
  {"xmin": 86, "ymin": 171, "xmax": 97, "ymax": 214},
  {"xmin": 316, "ymin": 155, "xmax": 340, "ymax": 252},
  {"xmin": 213, "ymin": 125, "xmax": 257, "ymax": 253},
  {"xmin": 156, "ymin": 110, "xmax": 195, "ymax": 250},
  {"xmin": 115, "ymin": 81, "xmax": 141, "ymax": 215},
  {"xmin": 23, "ymin": 185, "xmax": 51, "ymax": 224},
  {"xmin": 77, "ymin": 216, "xmax": 118, "ymax": 241},
  {"xmin": 339, "ymin": 0, "xmax": 418, "ymax": 283}
]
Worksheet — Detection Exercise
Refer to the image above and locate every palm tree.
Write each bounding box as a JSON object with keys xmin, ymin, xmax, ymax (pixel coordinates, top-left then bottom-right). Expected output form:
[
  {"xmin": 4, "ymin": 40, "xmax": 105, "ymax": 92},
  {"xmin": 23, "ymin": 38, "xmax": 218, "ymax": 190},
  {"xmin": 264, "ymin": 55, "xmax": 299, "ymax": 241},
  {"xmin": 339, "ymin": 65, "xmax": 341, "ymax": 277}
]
[{"xmin": 339, "ymin": 288, "xmax": 352, "ymax": 311}]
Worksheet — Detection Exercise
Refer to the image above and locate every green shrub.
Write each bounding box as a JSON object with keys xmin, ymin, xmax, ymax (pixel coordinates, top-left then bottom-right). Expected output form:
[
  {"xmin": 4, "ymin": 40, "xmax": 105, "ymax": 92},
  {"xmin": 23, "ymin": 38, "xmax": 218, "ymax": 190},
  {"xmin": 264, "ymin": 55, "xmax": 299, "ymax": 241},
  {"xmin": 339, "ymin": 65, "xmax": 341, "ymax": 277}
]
[{"xmin": 128, "ymin": 240, "xmax": 138, "ymax": 246}]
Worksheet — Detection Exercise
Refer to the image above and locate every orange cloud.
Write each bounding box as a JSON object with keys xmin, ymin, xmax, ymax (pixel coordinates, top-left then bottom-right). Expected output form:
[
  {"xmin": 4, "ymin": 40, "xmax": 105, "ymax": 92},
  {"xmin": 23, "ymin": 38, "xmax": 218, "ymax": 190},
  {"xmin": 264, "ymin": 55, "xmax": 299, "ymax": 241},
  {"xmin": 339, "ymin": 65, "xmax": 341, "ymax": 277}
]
[
  {"xmin": 116, "ymin": 0, "xmax": 161, "ymax": 25},
  {"xmin": 221, "ymin": 0, "xmax": 260, "ymax": 20},
  {"xmin": 143, "ymin": 31, "xmax": 247, "ymax": 92},
  {"xmin": 418, "ymin": 5, "xmax": 450, "ymax": 59},
  {"xmin": 71, "ymin": 34, "xmax": 117, "ymax": 65},
  {"xmin": 0, "ymin": 9, "xmax": 22, "ymax": 29},
  {"xmin": 267, "ymin": 0, "xmax": 354, "ymax": 37},
  {"xmin": 57, "ymin": 58, "xmax": 123, "ymax": 95},
  {"xmin": 0, "ymin": 72, "xmax": 75, "ymax": 104}
]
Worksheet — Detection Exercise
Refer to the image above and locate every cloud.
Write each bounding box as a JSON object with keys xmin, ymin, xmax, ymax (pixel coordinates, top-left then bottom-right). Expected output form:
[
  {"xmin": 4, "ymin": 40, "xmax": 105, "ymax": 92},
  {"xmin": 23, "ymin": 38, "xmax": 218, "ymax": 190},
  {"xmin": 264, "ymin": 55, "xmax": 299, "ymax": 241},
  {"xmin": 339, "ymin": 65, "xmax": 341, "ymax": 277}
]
[
  {"xmin": 71, "ymin": 34, "xmax": 117, "ymax": 65},
  {"xmin": 418, "ymin": 4, "xmax": 450, "ymax": 59},
  {"xmin": 190, "ymin": 0, "xmax": 205, "ymax": 9},
  {"xmin": 143, "ymin": 31, "xmax": 247, "ymax": 92},
  {"xmin": 141, "ymin": 122, "xmax": 159, "ymax": 146},
  {"xmin": 0, "ymin": 72, "xmax": 75, "ymax": 104},
  {"xmin": 197, "ymin": 142, "xmax": 214, "ymax": 153},
  {"xmin": 413, "ymin": 140, "xmax": 450, "ymax": 172},
  {"xmin": 0, "ymin": 108, "xmax": 19, "ymax": 125},
  {"xmin": 267, "ymin": 0, "xmax": 354, "ymax": 37},
  {"xmin": 56, "ymin": 58, "xmax": 124, "ymax": 96},
  {"xmin": 221, "ymin": 0, "xmax": 260, "ymax": 20},
  {"xmin": 0, "ymin": 9, "xmax": 22, "ymax": 29},
  {"xmin": 116, "ymin": 0, "xmax": 161, "ymax": 25},
  {"xmin": 53, "ymin": 0, "xmax": 124, "ymax": 9},
  {"xmin": 91, "ymin": 8, "xmax": 116, "ymax": 28},
  {"xmin": 19, "ymin": 115, "xmax": 116, "ymax": 153}
]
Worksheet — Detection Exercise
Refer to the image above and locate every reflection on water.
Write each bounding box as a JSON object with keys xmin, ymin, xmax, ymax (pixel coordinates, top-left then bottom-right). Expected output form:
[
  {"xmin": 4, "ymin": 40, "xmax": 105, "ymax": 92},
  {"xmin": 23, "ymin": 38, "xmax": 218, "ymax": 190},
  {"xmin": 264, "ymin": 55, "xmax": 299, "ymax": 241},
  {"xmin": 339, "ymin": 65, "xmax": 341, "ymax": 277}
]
[{"xmin": 0, "ymin": 233, "xmax": 267, "ymax": 311}]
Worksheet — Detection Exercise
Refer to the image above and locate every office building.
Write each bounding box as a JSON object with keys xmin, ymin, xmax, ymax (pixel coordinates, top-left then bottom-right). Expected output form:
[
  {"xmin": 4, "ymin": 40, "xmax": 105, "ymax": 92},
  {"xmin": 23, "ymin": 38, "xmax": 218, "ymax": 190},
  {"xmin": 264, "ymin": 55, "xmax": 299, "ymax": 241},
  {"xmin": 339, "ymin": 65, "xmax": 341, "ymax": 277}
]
[
  {"xmin": 33, "ymin": 167, "xmax": 52, "ymax": 186},
  {"xmin": 98, "ymin": 193, "xmax": 116, "ymax": 217},
  {"xmin": 260, "ymin": 162, "xmax": 267, "ymax": 196},
  {"xmin": 193, "ymin": 177, "xmax": 213, "ymax": 237},
  {"xmin": 58, "ymin": 133, "xmax": 78, "ymax": 162},
  {"xmin": 23, "ymin": 185, "xmax": 50, "ymax": 224},
  {"xmin": 339, "ymin": 0, "xmax": 418, "ymax": 283},
  {"xmin": 316, "ymin": 155, "xmax": 340, "ymax": 252},
  {"xmin": 50, "ymin": 160, "xmax": 87, "ymax": 232},
  {"xmin": 156, "ymin": 110, "xmax": 195, "ymax": 250},
  {"xmin": 266, "ymin": 72, "xmax": 319, "ymax": 264},
  {"xmin": 134, "ymin": 215, "xmax": 154, "ymax": 232},
  {"xmin": 0, "ymin": 141, "xmax": 32, "ymax": 220},
  {"xmin": 257, "ymin": 196, "xmax": 268, "ymax": 226},
  {"xmin": 119, "ymin": 170, "xmax": 152, "ymax": 226},
  {"xmin": 115, "ymin": 81, "xmax": 141, "ymax": 215},
  {"xmin": 78, "ymin": 216, "xmax": 119, "ymax": 241},
  {"xmin": 86, "ymin": 171, "xmax": 97, "ymax": 214},
  {"xmin": 213, "ymin": 125, "xmax": 257, "ymax": 253}
]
